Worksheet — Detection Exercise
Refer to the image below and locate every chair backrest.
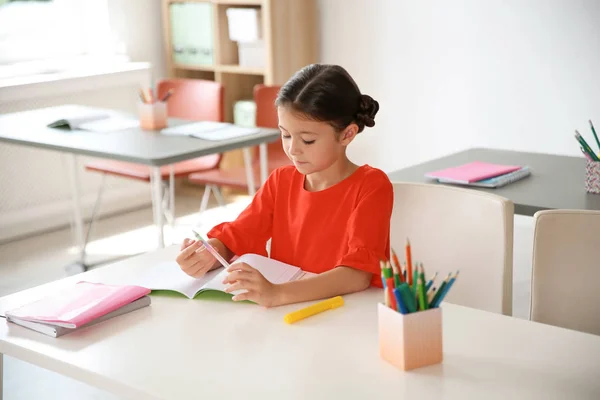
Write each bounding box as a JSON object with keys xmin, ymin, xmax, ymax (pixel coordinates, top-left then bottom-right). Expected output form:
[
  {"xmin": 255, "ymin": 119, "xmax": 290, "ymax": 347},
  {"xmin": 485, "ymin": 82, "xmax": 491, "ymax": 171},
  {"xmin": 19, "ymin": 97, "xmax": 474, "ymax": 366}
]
[
  {"xmin": 157, "ymin": 78, "xmax": 225, "ymax": 122},
  {"xmin": 530, "ymin": 210, "xmax": 600, "ymax": 335},
  {"xmin": 254, "ymin": 84, "xmax": 286, "ymax": 157},
  {"xmin": 391, "ymin": 182, "xmax": 514, "ymax": 315},
  {"xmin": 254, "ymin": 84, "xmax": 280, "ymax": 128}
]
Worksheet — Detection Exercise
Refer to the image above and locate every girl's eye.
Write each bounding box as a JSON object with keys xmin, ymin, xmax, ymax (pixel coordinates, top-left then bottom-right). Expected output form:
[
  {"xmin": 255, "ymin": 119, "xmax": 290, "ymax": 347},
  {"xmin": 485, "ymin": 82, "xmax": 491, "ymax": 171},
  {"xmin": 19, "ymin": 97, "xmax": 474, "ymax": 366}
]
[{"xmin": 281, "ymin": 133, "xmax": 314, "ymax": 145}]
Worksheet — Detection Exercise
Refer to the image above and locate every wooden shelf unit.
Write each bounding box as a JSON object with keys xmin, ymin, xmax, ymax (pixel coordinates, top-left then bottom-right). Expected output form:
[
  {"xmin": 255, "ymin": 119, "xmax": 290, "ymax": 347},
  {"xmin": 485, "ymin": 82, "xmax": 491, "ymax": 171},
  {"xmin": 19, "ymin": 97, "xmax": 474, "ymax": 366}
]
[{"xmin": 162, "ymin": 0, "xmax": 317, "ymax": 167}]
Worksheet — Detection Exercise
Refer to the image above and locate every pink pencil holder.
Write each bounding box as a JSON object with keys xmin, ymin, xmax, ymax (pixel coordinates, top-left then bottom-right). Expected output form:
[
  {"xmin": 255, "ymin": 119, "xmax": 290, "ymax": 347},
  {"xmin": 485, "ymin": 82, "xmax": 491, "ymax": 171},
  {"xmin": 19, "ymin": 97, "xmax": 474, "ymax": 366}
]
[
  {"xmin": 378, "ymin": 303, "xmax": 443, "ymax": 371},
  {"xmin": 139, "ymin": 101, "xmax": 167, "ymax": 131},
  {"xmin": 585, "ymin": 160, "xmax": 600, "ymax": 194}
]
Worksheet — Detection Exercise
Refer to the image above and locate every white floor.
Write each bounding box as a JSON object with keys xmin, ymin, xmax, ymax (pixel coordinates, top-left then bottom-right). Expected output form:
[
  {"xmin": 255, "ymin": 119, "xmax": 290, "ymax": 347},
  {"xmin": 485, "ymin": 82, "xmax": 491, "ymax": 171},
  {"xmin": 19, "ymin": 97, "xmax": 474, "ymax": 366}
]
[{"xmin": 0, "ymin": 190, "xmax": 536, "ymax": 399}]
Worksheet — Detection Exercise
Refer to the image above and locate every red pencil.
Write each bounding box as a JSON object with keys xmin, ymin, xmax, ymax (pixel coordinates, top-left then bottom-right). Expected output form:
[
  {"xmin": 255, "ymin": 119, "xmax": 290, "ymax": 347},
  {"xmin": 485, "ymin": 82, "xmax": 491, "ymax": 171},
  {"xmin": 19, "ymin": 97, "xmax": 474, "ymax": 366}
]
[
  {"xmin": 391, "ymin": 248, "xmax": 404, "ymax": 283},
  {"xmin": 406, "ymin": 238, "xmax": 413, "ymax": 286}
]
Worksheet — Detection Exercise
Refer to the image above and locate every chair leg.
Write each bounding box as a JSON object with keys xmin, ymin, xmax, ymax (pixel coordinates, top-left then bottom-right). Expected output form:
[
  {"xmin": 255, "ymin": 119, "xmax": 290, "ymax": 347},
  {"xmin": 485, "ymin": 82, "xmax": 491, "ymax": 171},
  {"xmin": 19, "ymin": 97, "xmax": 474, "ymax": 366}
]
[
  {"xmin": 212, "ymin": 185, "xmax": 226, "ymax": 207},
  {"xmin": 199, "ymin": 184, "xmax": 212, "ymax": 214}
]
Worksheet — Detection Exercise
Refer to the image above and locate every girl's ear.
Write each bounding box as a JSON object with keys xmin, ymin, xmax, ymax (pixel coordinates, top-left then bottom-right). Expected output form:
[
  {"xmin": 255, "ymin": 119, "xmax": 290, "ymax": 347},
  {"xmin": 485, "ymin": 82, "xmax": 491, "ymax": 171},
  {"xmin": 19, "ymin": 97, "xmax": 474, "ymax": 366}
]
[{"xmin": 339, "ymin": 123, "xmax": 359, "ymax": 145}]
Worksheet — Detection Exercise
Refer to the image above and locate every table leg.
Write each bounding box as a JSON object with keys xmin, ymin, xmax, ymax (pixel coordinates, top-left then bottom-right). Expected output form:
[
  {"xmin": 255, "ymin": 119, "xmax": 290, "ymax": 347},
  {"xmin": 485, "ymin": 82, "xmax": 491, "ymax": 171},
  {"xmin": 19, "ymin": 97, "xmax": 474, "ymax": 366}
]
[
  {"xmin": 259, "ymin": 143, "xmax": 268, "ymax": 185},
  {"xmin": 65, "ymin": 154, "xmax": 89, "ymax": 273},
  {"xmin": 169, "ymin": 164, "xmax": 175, "ymax": 231},
  {"xmin": 1, "ymin": 352, "xmax": 4, "ymax": 400},
  {"xmin": 243, "ymin": 147, "xmax": 256, "ymax": 196},
  {"xmin": 150, "ymin": 166, "xmax": 165, "ymax": 248}
]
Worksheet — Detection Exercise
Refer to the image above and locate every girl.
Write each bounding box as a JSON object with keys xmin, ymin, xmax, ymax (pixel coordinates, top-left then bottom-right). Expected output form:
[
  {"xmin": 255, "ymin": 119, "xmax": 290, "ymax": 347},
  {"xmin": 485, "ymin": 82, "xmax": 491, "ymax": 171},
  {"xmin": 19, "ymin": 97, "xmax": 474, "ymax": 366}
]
[{"xmin": 176, "ymin": 64, "xmax": 393, "ymax": 307}]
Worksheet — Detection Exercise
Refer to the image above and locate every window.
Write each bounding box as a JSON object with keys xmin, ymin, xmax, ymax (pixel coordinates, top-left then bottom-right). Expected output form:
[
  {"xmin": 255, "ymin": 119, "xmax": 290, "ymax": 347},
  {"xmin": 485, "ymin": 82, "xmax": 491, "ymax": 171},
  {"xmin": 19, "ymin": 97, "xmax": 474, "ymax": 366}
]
[{"xmin": 0, "ymin": 0, "xmax": 123, "ymax": 76}]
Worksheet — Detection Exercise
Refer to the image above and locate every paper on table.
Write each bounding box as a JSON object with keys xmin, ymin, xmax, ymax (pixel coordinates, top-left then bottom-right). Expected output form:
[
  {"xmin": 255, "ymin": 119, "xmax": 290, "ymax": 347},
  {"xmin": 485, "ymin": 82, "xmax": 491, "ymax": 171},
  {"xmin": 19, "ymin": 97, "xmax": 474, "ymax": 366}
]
[
  {"xmin": 161, "ymin": 122, "xmax": 260, "ymax": 141},
  {"xmin": 78, "ymin": 117, "xmax": 140, "ymax": 132},
  {"xmin": 161, "ymin": 121, "xmax": 231, "ymax": 136}
]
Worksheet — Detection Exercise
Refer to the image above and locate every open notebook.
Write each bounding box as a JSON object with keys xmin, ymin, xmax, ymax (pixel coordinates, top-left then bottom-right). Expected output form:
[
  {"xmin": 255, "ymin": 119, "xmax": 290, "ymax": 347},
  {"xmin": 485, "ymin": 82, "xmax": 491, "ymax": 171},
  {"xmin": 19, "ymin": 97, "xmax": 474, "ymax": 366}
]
[
  {"xmin": 134, "ymin": 254, "xmax": 307, "ymax": 299},
  {"xmin": 48, "ymin": 113, "xmax": 139, "ymax": 132},
  {"xmin": 161, "ymin": 121, "xmax": 259, "ymax": 141}
]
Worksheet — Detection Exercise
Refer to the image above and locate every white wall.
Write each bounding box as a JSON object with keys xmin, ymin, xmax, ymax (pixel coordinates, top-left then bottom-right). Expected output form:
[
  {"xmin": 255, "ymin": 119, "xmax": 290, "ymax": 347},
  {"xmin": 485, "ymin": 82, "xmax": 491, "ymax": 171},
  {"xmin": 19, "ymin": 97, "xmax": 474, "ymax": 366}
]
[
  {"xmin": 318, "ymin": 0, "xmax": 600, "ymax": 173},
  {"xmin": 107, "ymin": 0, "xmax": 166, "ymax": 80}
]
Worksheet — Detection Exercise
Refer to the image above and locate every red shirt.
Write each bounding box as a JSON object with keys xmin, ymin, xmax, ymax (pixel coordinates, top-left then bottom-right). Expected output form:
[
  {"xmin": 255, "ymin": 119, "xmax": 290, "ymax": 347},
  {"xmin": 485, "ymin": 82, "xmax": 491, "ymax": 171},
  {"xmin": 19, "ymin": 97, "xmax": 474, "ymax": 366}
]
[{"xmin": 208, "ymin": 164, "xmax": 393, "ymax": 287}]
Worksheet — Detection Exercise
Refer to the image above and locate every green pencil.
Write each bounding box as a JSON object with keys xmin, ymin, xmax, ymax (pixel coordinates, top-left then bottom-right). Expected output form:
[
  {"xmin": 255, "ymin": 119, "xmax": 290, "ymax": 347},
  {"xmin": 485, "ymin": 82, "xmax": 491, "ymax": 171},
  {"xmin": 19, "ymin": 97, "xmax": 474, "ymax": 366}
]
[
  {"xmin": 429, "ymin": 273, "xmax": 451, "ymax": 308},
  {"xmin": 398, "ymin": 283, "xmax": 417, "ymax": 313},
  {"xmin": 575, "ymin": 131, "xmax": 600, "ymax": 161},
  {"xmin": 417, "ymin": 266, "xmax": 427, "ymax": 310},
  {"xmin": 589, "ymin": 120, "xmax": 600, "ymax": 154}
]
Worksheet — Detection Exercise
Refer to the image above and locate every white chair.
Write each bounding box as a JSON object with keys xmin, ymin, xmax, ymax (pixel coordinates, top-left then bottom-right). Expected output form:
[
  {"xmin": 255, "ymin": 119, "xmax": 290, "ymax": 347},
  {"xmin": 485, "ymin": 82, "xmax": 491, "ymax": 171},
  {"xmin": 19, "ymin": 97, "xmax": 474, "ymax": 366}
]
[
  {"xmin": 530, "ymin": 210, "xmax": 600, "ymax": 335},
  {"xmin": 391, "ymin": 182, "xmax": 514, "ymax": 315}
]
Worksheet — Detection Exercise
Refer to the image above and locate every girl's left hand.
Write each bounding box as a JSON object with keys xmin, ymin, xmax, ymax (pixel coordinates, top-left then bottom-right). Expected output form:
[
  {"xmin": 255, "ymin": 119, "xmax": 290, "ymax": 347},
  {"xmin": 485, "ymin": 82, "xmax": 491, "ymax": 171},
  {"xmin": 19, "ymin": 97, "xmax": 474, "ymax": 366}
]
[{"xmin": 223, "ymin": 263, "xmax": 281, "ymax": 307}]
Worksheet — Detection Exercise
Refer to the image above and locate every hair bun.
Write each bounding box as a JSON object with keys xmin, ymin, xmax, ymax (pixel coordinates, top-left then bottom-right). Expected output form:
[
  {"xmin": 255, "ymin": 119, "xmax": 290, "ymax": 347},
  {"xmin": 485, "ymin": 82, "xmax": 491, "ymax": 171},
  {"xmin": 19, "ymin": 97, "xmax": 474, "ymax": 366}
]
[{"xmin": 356, "ymin": 94, "xmax": 379, "ymax": 129}]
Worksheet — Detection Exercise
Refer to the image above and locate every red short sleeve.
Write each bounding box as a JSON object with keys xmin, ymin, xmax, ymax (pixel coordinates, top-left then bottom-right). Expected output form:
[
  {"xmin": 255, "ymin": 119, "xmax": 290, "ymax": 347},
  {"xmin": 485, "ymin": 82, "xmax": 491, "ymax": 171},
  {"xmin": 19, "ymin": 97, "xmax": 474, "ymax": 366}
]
[{"xmin": 207, "ymin": 169, "xmax": 279, "ymax": 257}]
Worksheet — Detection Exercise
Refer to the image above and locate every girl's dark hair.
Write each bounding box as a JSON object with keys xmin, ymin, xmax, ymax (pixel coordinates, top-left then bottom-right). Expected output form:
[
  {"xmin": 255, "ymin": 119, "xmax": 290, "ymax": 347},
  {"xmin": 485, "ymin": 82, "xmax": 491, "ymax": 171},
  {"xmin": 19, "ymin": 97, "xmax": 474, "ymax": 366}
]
[{"xmin": 275, "ymin": 64, "xmax": 379, "ymax": 133}]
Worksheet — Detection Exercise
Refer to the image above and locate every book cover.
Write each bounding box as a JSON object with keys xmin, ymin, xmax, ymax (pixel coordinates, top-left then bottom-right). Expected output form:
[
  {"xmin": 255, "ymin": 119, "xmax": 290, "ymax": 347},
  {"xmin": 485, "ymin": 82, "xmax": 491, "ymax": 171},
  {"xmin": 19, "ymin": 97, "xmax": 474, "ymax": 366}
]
[
  {"xmin": 5, "ymin": 282, "xmax": 150, "ymax": 328},
  {"xmin": 7, "ymin": 296, "xmax": 151, "ymax": 338},
  {"xmin": 438, "ymin": 166, "xmax": 531, "ymax": 188},
  {"xmin": 425, "ymin": 161, "xmax": 522, "ymax": 184}
]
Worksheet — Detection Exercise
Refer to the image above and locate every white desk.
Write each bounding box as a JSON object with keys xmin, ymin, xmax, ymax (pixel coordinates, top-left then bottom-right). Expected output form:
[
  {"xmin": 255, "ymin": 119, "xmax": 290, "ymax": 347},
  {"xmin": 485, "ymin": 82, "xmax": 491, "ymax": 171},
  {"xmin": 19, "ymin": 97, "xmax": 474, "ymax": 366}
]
[{"xmin": 1, "ymin": 247, "xmax": 599, "ymax": 400}]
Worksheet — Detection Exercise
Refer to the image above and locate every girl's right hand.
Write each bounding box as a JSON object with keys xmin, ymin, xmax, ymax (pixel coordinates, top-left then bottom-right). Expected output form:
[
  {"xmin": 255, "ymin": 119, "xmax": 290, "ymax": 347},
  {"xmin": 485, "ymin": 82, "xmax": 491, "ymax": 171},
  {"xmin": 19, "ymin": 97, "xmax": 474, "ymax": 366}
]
[{"xmin": 176, "ymin": 238, "xmax": 218, "ymax": 278}]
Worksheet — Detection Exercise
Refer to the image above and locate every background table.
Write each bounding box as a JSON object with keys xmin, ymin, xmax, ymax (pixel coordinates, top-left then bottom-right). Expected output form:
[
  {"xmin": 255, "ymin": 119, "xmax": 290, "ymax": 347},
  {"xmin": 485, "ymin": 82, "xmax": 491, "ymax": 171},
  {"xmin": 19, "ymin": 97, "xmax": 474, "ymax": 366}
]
[
  {"xmin": 0, "ymin": 105, "xmax": 280, "ymax": 268},
  {"xmin": 387, "ymin": 148, "xmax": 600, "ymax": 216}
]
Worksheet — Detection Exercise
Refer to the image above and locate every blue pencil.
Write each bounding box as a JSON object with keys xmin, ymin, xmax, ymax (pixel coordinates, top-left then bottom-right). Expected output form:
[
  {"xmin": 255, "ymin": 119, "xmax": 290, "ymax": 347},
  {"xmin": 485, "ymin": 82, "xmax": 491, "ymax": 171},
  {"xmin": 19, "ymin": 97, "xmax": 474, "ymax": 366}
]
[
  {"xmin": 393, "ymin": 288, "xmax": 408, "ymax": 314},
  {"xmin": 432, "ymin": 271, "xmax": 459, "ymax": 307},
  {"xmin": 425, "ymin": 272, "xmax": 438, "ymax": 292}
]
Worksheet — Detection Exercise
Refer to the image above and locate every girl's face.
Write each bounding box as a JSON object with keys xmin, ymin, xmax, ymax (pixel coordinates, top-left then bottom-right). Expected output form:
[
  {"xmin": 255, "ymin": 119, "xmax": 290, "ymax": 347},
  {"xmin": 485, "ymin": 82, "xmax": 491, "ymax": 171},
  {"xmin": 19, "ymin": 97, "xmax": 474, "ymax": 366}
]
[{"xmin": 277, "ymin": 106, "xmax": 355, "ymax": 175}]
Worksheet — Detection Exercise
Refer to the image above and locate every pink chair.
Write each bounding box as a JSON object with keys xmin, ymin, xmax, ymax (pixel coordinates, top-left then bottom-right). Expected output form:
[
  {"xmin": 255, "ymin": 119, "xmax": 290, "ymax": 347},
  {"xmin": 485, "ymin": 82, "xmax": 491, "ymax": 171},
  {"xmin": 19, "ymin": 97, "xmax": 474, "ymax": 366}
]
[
  {"xmin": 187, "ymin": 84, "xmax": 290, "ymax": 211},
  {"xmin": 83, "ymin": 78, "xmax": 225, "ymax": 240}
]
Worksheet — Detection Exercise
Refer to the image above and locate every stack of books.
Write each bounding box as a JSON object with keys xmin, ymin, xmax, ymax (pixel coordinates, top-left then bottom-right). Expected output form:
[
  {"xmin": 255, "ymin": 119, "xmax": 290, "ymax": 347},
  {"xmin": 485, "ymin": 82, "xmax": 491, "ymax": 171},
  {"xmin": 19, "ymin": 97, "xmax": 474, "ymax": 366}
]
[
  {"xmin": 425, "ymin": 161, "xmax": 531, "ymax": 188},
  {"xmin": 4, "ymin": 281, "xmax": 151, "ymax": 338}
]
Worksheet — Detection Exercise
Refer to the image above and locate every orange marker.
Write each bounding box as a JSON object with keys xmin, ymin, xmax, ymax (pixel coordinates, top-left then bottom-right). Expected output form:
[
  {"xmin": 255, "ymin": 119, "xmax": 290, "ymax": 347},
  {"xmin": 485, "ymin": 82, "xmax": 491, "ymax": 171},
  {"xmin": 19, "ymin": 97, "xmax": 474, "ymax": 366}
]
[{"xmin": 406, "ymin": 238, "xmax": 413, "ymax": 286}]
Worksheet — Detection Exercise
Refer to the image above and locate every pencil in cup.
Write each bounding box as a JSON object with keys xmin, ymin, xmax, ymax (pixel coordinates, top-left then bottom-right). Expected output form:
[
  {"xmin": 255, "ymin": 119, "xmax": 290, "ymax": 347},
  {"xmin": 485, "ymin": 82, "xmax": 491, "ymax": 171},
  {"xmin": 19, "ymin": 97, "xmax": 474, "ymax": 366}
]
[
  {"xmin": 406, "ymin": 239, "xmax": 413, "ymax": 286},
  {"xmin": 589, "ymin": 120, "xmax": 600, "ymax": 154},
  {"xmin": 575, "ymin": 130, "xmax": 600, "ymax": 161}
]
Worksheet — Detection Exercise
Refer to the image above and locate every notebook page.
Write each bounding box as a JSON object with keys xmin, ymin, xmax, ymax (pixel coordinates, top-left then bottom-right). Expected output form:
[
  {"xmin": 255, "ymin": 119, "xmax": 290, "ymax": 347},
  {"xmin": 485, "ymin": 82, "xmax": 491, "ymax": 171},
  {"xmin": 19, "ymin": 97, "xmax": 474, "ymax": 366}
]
[
  {"xmin": 134, "ymin": 262, "xmax": 223, "ymax": 299},
  {"xmin": 201, "ymin": 254, "xmax": 302, "ymax": 295},
  {"xmin": 190, "ymin": 126, "xmax": 260, "ymax": 141},
  {"xmin": 160, "ymin": 121, "xmax": 231, "ymax": 136}
]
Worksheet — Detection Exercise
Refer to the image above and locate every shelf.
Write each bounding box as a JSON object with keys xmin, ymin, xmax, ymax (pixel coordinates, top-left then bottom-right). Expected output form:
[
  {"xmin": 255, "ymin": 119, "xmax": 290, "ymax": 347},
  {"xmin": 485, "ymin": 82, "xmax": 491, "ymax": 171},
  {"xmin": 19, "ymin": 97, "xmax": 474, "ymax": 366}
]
[
  {"xmin": 217, "ymin": 65, "xmax": 264, "ymax": 75},
  {"xmin": 167, "ymin": 0, "xmax": 262, "ymax": 5},
  {"xmin": 173, "ymin": 64, "xmax": 215, "ymax": 72},
  {"xmin": 174, "ymin": 63, "xmax": 264, "ymax": 75},
  {"xmin": 212, "ymin": 0, "xmax": 263, "ymax": 5}
]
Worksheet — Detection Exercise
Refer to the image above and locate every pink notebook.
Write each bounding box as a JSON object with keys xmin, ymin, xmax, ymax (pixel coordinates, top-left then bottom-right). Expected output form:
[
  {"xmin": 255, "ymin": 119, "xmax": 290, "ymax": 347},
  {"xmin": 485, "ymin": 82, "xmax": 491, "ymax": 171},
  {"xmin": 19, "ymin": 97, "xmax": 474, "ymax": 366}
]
[
  {"xmin": 425, "ymin": 161, "xmax": 522, "ymax": 184},
  {"xmin": 5, "ymin": 281, "xmax": 150, "ymax": 328}
]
